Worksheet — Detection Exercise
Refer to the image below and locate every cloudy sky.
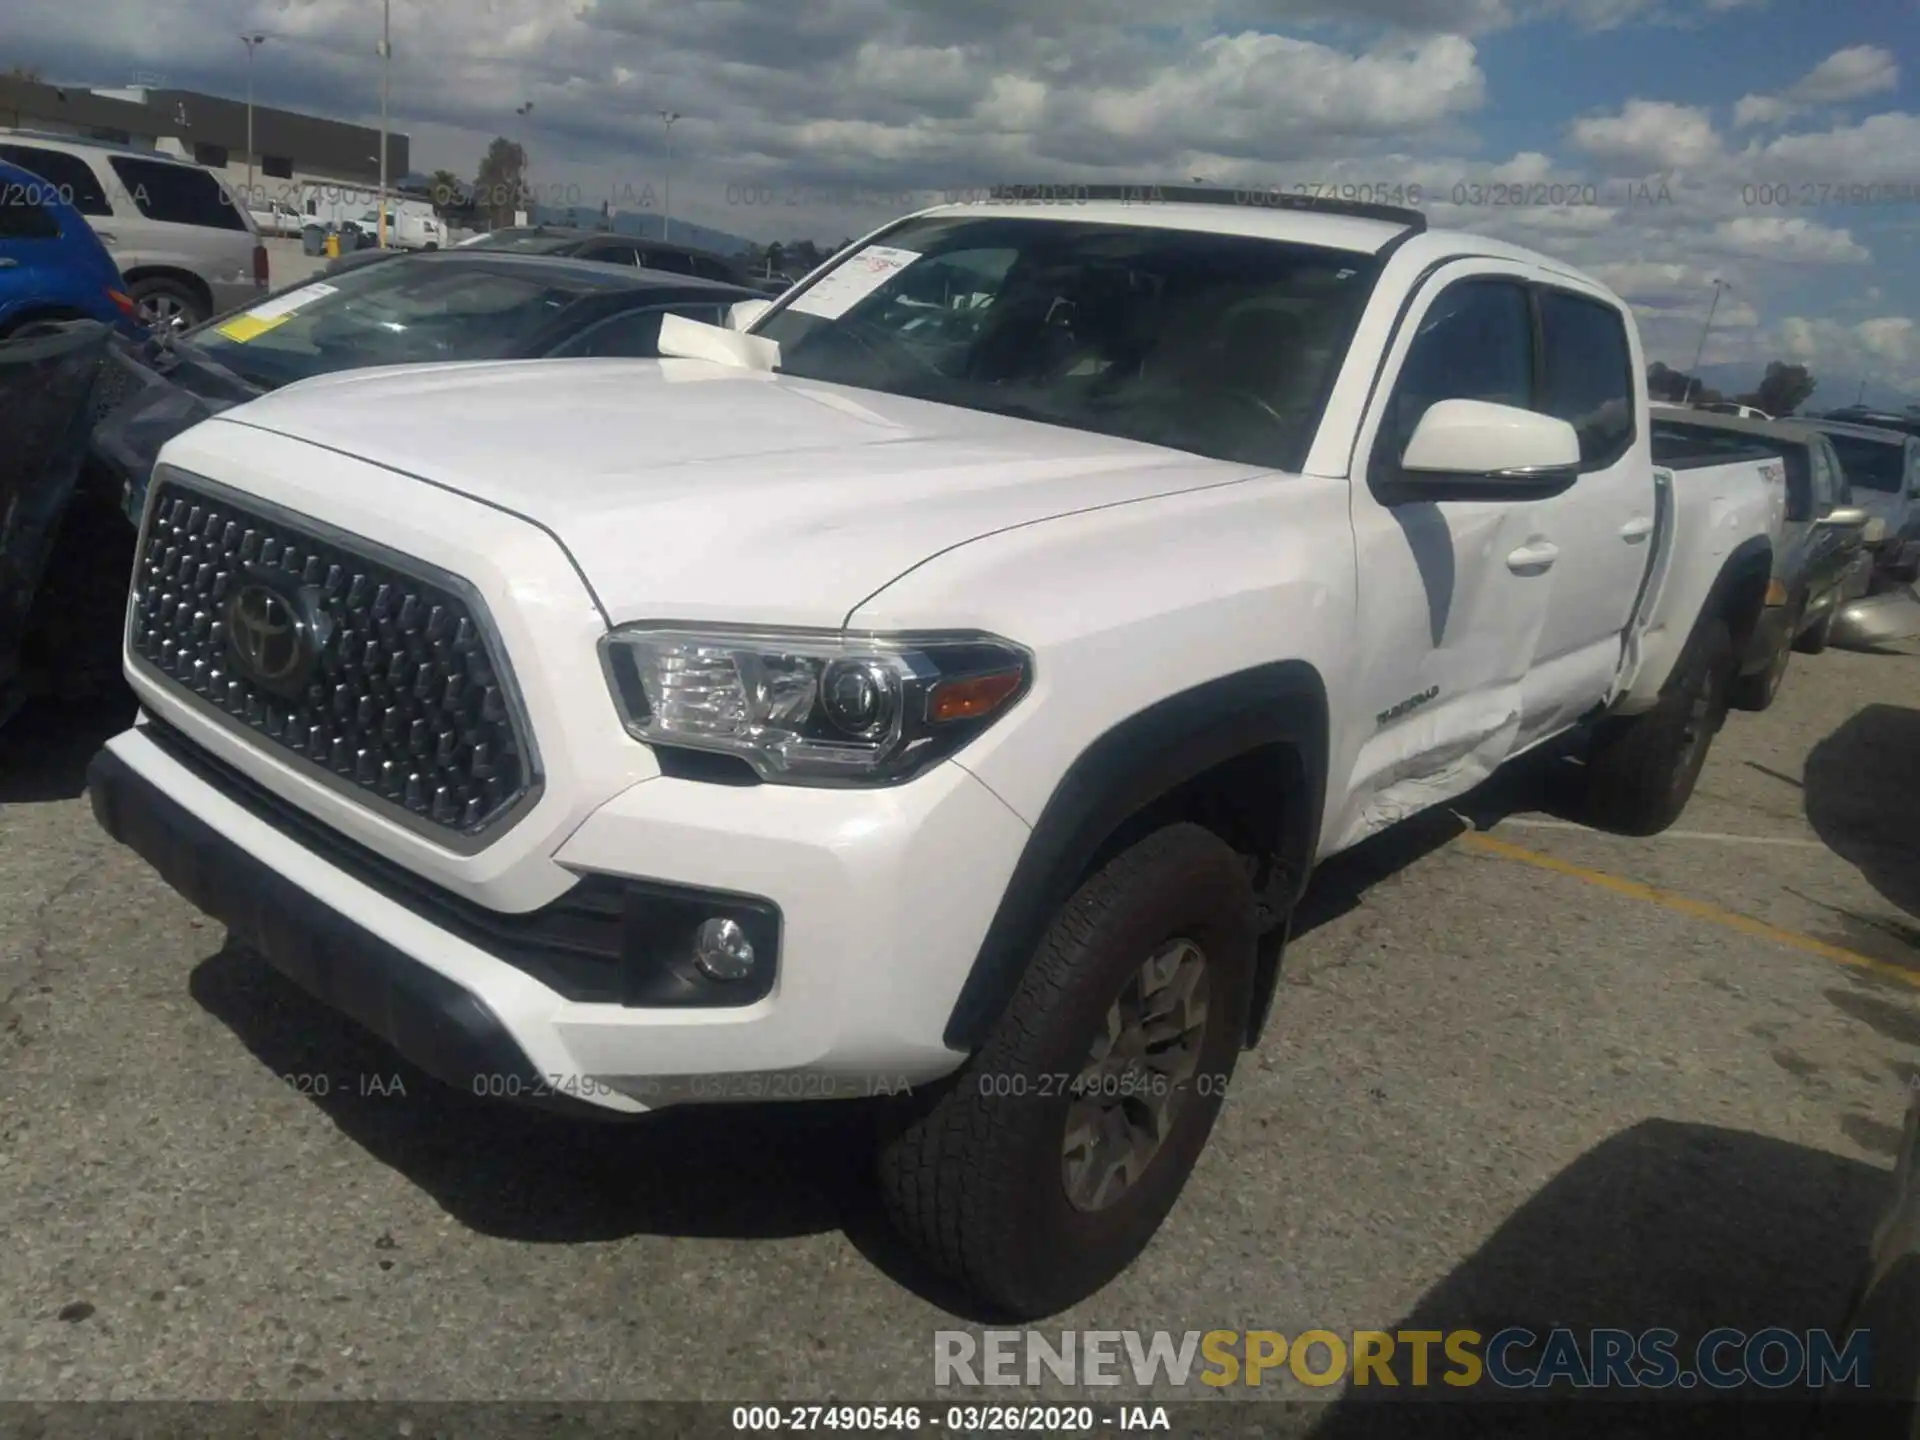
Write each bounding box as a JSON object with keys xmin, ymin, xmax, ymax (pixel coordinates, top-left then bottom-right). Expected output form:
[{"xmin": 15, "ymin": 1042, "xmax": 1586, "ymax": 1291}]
[{"xmin": 11, "ymin": 0, "xmax": 1920, "ymax": 402}]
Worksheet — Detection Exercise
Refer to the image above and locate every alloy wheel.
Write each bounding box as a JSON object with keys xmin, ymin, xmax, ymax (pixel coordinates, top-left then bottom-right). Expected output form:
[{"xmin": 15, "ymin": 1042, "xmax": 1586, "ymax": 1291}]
[{"xmin": 1060, "ymin": 938, "xmax": 1211, "ymax": 1213}]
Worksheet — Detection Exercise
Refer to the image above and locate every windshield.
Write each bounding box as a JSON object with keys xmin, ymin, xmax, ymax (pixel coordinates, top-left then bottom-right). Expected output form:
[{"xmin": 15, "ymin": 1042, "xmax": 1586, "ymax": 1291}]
[
  {"xmin": 1822, "ymin": 432, "xmax": 1910, "ymax": 493},
  {"xmin": 185, "ymin": 257, "xmax": 610, "ymax": 387},
  {"xmin": 751, "ymin": 216, "xmax": 1378, "ymax": 471}
]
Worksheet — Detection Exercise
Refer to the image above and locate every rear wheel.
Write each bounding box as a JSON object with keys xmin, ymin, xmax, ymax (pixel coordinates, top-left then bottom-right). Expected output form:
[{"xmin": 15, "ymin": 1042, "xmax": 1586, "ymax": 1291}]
[
  {"xmin": 1795, "ymin": 604, "xmax": 1836, "ymax": 655},
  {"xmin": 876, "ymin": 822, "xmax": 1256, "ymax": 1319},
  {"xmin": 1579, "ymin": 616, "xmax": 1735, "ymax": 836},
  {"xmin": 127, "ymin": 276, "xmax": 206, "ymax": 333},
  {"xmin": 1731, "ymin": 622, "xmax": 1792, "ymax": 711}
]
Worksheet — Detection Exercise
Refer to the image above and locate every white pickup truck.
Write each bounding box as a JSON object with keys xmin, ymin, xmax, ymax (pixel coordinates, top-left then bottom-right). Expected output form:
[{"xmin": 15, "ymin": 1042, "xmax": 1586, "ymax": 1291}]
[{"xmin": 87, "ymin": 188, "xmax": 1781, "ymax": 1319}]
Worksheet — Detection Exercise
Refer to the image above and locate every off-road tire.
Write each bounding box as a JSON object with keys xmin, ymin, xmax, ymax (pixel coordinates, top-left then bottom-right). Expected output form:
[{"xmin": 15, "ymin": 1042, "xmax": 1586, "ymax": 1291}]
[
  {"xmin": 1580, "ymin": 616, "xmax": 1735, "ymax": 837},
  {"xmin": 1794, "ymin": 606, "xmax": 1835, "ymax": 655},
  {"xmin": 1730, "ymin": 625, "xmax": 1791, "ymax": 712},
  {"xmin": 876, "ymin": 822, "xmax": 1256, "ymax": 1319}
]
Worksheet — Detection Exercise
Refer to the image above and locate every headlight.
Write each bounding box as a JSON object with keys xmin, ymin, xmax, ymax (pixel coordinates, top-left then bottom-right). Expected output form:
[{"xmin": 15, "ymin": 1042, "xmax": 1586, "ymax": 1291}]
[{"xmin": 600, "ymin": 626, "xmax": 1031, "ymax": 785}]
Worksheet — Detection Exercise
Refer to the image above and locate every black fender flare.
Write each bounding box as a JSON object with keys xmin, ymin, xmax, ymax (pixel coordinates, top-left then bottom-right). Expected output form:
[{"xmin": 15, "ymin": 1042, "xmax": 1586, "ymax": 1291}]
[
  {"xmin": 942, "ymin": 660, "xmax": 1329, "ymax": 1051},
  {"xmin": 1689, "ymin": 535, "xmax": 1775, "ymax": 684}
]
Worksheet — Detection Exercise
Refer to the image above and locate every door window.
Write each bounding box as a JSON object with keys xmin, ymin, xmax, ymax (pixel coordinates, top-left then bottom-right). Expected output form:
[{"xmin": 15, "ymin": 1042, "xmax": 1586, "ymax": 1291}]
[
  {"xmin": 1374, "ymin": 279, "xmax": 1533, "ymax": 477},
  {"xmin": 1536, "ymin": 290, "xmax": 1634, "ymax": 466},
  {"xmin": 0, "ymin": 145, "xmax": 112, "ymax": 216}
]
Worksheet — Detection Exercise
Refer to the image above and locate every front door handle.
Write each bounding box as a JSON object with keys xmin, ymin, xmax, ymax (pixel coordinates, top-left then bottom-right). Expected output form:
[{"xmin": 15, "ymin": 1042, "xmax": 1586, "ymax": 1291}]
[
  {"xmin": 1619, "ymin": 516, "xmax": 1655, "ymax": 542},
  {"xmin": 94, "ymin": 231, "xmax": 118, "ymax": 245},
  {"xmin": 0, "ymin": 257, "xmax": 17, "ymax": 268},
  {"xmin": 1507, "ymin": 541, "xmax": 1560, "ymax": 572}
]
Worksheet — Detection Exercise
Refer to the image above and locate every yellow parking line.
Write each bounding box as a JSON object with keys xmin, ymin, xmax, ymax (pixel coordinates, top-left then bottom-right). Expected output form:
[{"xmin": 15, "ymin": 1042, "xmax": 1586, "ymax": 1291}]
[{"xmin": 1454, "ymin": 829, "xmax": 1920, "ymax": 991}]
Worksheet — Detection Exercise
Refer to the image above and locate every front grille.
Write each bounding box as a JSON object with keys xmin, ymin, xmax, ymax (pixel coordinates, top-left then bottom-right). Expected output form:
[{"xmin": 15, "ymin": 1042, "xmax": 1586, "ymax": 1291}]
[{"xmin": 130, "ymin": 472, "xmax": 537, "ymax": 845}]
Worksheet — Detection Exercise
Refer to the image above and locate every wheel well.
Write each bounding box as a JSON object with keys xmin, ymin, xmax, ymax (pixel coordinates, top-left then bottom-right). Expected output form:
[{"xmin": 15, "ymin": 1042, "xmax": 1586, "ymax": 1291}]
[
  {"xmin": 1077, "ymin": 743, "xmax": 1310, "ymax": 930},
  {"xmin": 0, "ymin": 306, "xmax": 87, "ymax": 339},
  {"xmin": 122, "ymin": 266, "xmax": 213, "ymax": 311}
]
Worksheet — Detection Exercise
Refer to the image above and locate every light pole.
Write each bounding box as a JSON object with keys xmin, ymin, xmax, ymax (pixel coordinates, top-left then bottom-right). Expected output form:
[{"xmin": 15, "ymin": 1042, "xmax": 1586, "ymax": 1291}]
[
  {"xmin": 240, "ymin": 33, "xmax": 266, "ymax": 206},
  {"xmin": 377, "ymin": 0, "xmax": 391, "ymax": 247},
  {"xmin": 1685, "ymin": 278, "xmax": 1730, "ymax": 405},
  {"xmin": 659, "ymin": 109, "xmax": 681, "ymax": 242},
  {"xmin": 515, "ymin": 102, "xmax": 534, "ymax": 223}
]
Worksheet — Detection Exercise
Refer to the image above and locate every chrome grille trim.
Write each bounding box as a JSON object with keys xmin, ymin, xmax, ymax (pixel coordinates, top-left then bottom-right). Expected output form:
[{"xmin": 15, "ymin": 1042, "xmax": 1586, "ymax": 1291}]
[{"xmin": 128, "ymin": 466, "xmax": 544, "ymax": 852}]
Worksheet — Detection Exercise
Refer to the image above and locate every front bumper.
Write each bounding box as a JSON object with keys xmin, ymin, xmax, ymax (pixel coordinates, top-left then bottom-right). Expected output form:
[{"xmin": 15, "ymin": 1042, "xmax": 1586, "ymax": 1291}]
[{"xmin": 89, "ymin": 713, "xmax": 1029, "ymax": 1113}]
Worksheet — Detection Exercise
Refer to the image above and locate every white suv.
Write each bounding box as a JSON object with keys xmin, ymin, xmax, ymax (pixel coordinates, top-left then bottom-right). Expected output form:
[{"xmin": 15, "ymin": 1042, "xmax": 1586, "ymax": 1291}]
[
  {"xmin": 0, "ymin": 131, "xmax": 266, "ymax": 330},
  {"xmin": 89, "ymin": 188, "xmax": 1776, "ymax": 1318}
]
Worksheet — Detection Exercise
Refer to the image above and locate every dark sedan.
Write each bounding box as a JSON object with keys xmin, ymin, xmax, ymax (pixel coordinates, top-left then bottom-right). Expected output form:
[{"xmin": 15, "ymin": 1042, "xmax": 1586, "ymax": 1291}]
[
  {"xmin": 456, "ymin": 225, "xmax": 755, "ymax": 286},
  {"xmin": 90, "ymin": 248, "xmax": 762, "ymax": 524}
]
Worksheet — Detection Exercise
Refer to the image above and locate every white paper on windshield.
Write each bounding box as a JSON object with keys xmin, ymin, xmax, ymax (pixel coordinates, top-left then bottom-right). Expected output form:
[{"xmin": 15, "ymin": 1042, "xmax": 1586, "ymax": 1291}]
[
  {"xmin": 786, "ymin": 245, "xmax": 921, "ymax": 319},
  {"xmin": 245, "ymin": 282, "xmax": 338, "ymax": 321},
  {"xmin": 215, "ymin": 282, "xmax": 339, "ymax": 343}
]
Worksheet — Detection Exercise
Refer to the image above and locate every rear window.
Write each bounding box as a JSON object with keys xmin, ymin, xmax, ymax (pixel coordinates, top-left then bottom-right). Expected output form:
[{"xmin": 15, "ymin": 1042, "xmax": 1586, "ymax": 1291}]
[
  {"xmin": 0, "ymin": 182, "xmax": 60, "ymax": 239},
  {"xmin": 1822, "ymin": 433, "xmax": 1907, "ymax": 493},
  {"xmin": 0, "ymin": 144, "xmax": 112, "ymax": 216},
  {"xmin": 107, "ymin": 156, "xmax": 248, "ymax": 230}
]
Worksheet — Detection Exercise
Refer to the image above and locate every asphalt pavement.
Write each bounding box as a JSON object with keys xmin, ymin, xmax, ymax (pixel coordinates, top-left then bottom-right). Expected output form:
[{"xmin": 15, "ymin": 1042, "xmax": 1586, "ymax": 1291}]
[{"xmin": 2, "ymin": 637, "xmax": 1917, "ymax": 1421}]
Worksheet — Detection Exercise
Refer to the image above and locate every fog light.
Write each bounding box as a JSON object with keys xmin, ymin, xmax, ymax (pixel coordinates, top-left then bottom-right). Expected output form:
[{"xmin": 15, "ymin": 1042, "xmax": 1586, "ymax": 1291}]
[{"xmin": 691, "ymin": 917, "xmax": 756, "ymax": 981}]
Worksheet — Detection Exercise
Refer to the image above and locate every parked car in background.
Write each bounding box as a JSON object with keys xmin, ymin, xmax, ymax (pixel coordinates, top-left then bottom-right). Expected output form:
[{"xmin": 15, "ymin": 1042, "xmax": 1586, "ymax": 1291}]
[
  {"xmin": 86, "ymin": 188, "xmax": 1782, "ymax": 1319},
  {"xmin": 248, "ymin": 199, "xmax": 303, "ymax": 239},
  {"xmin": 0, "ymin": 319, "xmax": 112, "ymax": 729},
  {"xmin": 0, "ymin": 130, "xmax": 266, "ymax": 332},
  {"xmin": 90, "ymin": 248, "xmax": 762, "ymax": 524},
  {"xmin": 460, "ymin": 224, "xmax": 753, "ymax": 285},
  {"xmin": 1815, "ymin": 406, "xmax": 1920, "ymax": 438},
  {"xmin": 0, "ymin": 158, "xmax": 146, "ymax": 341},
  {"xmin": 349, "ymin": 201, "xmax": 443, "ymax": 251},
  {"xmin": 1695, "ymin": 401, "xmax": 1773, "ymax": 420},
  {"xmin": 1798, "ymin": 417, "xmax": 1920, "ymax": 590},
  {"xmin": 1651, "ymin": 406, "xmax": 1871, "ymax": 702}
]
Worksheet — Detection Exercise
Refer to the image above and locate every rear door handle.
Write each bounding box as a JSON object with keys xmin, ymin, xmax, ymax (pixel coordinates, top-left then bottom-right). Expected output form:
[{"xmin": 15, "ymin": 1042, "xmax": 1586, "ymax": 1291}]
[
  {"xmin": 1507, "ymin": 542, "xmax": 1560, "ymax": 571},
  {"xmin": 1619, "ymin": 516, "xmax": 1655, "ymax": 542},
  {"xmin": 0, "ymin": 257, "xmax": 16, "ymax": 268},
  {"xmin": 94, "ymin": 231, "xmax": 118, "ymax": 245}
]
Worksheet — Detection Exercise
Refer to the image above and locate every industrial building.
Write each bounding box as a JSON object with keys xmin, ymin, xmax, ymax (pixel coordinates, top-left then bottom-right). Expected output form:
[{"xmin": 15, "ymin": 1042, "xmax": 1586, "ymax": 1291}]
[{"xmin": 0, "ymin": 75, "xmax": 408, "ymax": 206}]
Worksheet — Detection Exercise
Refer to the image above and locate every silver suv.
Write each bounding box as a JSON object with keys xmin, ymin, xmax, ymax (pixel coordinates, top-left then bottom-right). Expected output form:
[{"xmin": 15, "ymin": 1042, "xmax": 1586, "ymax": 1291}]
[{"xmin": 0, "ymin": 130, "xmax": 266, "ymax": 331}]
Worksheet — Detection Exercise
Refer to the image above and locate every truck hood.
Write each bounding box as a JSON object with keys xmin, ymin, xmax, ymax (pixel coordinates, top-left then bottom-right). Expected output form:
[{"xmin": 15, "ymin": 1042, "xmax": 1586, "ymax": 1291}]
[{"xmin": 211, "ymin": 357, "xmax": 1266, "ymax": 626}]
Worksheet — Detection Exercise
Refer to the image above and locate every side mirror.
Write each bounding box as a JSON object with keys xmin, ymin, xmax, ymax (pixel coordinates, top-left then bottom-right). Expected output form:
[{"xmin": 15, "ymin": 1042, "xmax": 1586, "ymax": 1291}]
[
  {"xmin": 1397, "ymin": 399, "xmax": 1582, "ymax": 489},
  {"xmin": 727, "ymin": 298, "xmax": 773, "ymax": 332},
  {"xmin": 1817, "ymin": 506, "xmax": 1870, "ymax": 529}
]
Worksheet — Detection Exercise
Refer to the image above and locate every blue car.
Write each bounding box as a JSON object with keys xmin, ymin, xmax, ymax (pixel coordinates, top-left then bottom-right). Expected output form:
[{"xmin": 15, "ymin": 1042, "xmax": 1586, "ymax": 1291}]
[{"xmin": 0, "ymin": 157, "xmax": 146, "ymax": 341}]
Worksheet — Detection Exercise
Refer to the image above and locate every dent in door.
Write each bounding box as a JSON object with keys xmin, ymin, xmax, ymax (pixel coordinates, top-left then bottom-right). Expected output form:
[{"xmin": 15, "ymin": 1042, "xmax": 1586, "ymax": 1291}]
[{"xmin": 1335, "ymin": 501, "xmax": 1544, "ymax": 851}]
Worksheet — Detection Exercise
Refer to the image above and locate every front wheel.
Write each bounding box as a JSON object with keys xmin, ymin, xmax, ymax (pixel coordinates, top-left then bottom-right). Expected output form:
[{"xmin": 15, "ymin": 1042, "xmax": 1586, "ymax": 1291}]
[
  {"xmin": 876, "ymin": 823, "xmax": 1256, "ymax": 1319},
  {"xmin": 1578, "ymin": 616, "xmax": 1735, "ymax": 836}
]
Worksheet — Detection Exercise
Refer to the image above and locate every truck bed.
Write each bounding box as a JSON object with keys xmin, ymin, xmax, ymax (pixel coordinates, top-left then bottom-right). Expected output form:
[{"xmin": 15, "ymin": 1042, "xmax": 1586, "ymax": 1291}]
[{"xmin": 1611, "ymin": 451, "xmax": 1786, "ymax": 713}]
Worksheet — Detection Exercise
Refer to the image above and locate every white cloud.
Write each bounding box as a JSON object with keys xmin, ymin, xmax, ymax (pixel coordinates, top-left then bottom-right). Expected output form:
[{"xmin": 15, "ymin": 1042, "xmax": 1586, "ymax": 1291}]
[
  {"xmin": 1570, "ymin": 100, "xmax": 1720, "ymax": 172},
  {"xmin": 1732, "ymin": 94, "xmax": 1794, "ymax": 129},
  {"xmin": 1709, "ymin": 215, "xmax": 1869, "ymax": 263},
  {"xmin": 1785, "ymin": 45, "xmax": 1899, "ymax": 104},
  {"xmin": 1729, "ymin": 46, "xmax": 1899, "ymax": 131}
]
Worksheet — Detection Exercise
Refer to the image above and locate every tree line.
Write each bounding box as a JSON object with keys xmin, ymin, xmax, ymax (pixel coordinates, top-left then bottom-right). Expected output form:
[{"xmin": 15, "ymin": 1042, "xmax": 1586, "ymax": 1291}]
[{"xmin": 1646, "ymin": 360, "xmax": 1820, "ymax": 416}]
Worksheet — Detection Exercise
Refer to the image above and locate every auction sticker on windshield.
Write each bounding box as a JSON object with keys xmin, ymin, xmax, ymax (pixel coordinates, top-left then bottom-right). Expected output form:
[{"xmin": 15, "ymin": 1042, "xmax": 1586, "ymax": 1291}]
[
  {"xmin": 214, "ymin": 282, "xmax": 339, "ymax": 343},
  {"xmin": 786, "ymin": 245, "xmax": 920, "ymax": 320}
]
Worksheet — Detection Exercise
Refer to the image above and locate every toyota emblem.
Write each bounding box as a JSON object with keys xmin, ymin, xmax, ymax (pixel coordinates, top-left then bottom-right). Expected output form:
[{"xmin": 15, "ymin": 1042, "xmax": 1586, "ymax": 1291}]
[{"xmin": 226, "ymin": 583, "xmax": 313, "ymax": 694}]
